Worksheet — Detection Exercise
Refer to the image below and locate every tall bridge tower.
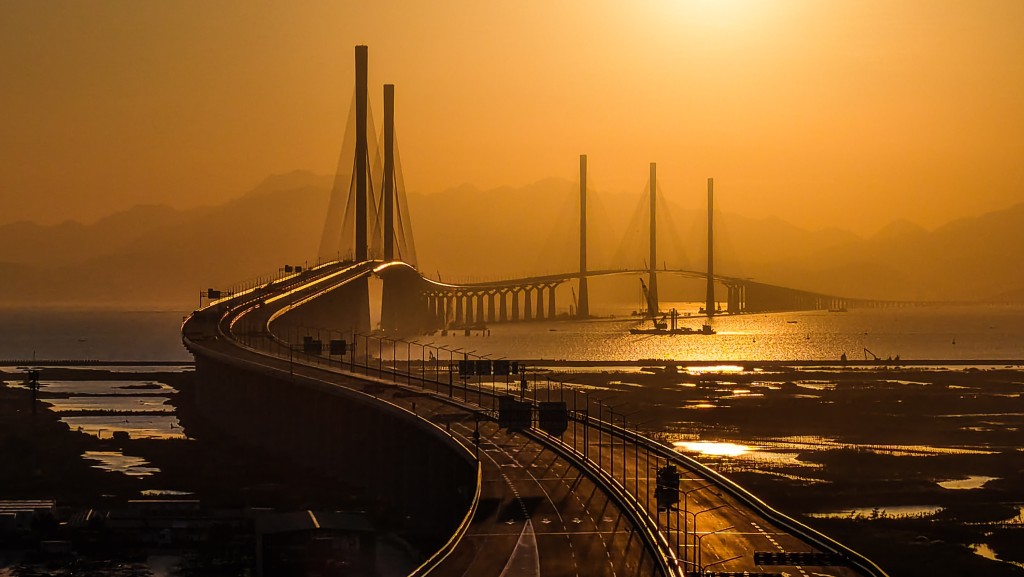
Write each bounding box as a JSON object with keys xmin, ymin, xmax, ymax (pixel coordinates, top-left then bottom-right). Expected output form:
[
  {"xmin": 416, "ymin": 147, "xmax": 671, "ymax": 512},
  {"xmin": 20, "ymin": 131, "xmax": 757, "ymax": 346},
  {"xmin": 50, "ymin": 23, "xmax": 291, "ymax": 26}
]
[
  {"xmin": 577, "ymin": 154, "xmax": 590, "ymax": 318},
  {"xmin": 647, "ymin": 162, "xmax": 659, "ymax": 316},
  {"xmin": 383, "ymin": 84, "xmax": 396, "ymax": 261},
  {"xmin": 354, "ymin": 45, "xmax": 369, "ymax": 262},
  {"xmin": 705, "ymin": 177, "xmax": 715, "ymax": 316},
  {"xmin": 318, "ymin": 45, "xmax": 417, "ymax": 268}
]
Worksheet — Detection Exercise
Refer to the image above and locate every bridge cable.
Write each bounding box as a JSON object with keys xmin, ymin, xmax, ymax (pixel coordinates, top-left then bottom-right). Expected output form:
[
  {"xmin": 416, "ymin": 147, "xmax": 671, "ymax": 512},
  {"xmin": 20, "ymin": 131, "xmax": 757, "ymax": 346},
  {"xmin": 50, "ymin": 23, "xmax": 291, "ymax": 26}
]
[
  {"xmin": 318, "ymin": 88, "xmax": 359, "ymax": 261},
  {"xmin": 393, "ymin": 129, "xmax": 418, "ymax": 266}
]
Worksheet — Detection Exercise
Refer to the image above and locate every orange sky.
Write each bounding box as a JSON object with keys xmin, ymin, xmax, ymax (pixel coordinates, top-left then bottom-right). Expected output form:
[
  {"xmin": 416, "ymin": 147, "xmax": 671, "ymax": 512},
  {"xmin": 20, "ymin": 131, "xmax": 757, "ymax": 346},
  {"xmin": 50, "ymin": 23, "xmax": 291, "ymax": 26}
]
[{"xmin": 2, "ymin": 0, "xmax": 1022, "ymax": 234}]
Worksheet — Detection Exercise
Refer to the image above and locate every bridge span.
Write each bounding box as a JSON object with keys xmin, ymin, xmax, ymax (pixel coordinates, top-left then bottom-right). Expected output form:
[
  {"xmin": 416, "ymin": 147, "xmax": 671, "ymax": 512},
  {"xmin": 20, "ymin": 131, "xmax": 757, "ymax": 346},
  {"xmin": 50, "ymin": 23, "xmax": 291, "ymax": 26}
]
[
  {"xmin": 420, "ymin": 267, "xmax": 912, "ymax": 327},
  {"xmin": 184, "ymin": 257, "xmax": 888, "ymax": 577}
]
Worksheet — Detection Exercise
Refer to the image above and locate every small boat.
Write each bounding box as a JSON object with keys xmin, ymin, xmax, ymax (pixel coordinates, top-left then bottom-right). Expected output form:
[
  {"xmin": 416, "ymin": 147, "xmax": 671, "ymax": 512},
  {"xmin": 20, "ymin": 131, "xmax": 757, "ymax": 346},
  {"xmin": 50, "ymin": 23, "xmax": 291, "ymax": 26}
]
[{"xmin": 629, "ymin": 309, "xmax": 715, "ymax": 335}]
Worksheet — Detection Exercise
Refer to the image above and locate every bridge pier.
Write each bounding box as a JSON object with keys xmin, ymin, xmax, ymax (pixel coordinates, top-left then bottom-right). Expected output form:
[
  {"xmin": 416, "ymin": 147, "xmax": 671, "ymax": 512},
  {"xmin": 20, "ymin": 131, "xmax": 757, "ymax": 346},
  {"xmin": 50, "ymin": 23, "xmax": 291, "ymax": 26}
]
[
  {"xmin": 455, "ymin": 293, "xmax": 464, "ymax": 326},
  {"xmin": 536, "ymin": 285, "xmax": 545, "ymax": 320},
  {"xmin": 465, "ymin": 294, "xmax": 475, "ymax": 326},
  {"xmin": 499, "ymin": 290, "xmax": 508, "ymax": 322},
  {"xmin": 548, "ymin": 284, "xmax": 556, "ymax": 318},
  {"xmin": 524, "ymin": 288, "xmax": 533, "ymax": 321},
  {"xmin": 726, "ymin": 284, "xmax": 746, "ymax": 314},
  {"xmin": 487, "ymin": 292, "xmax": 496, "ymax": 323},
  {"xmin": 476, "ymin": 292, "xmax": 485, "ymax": 326}
]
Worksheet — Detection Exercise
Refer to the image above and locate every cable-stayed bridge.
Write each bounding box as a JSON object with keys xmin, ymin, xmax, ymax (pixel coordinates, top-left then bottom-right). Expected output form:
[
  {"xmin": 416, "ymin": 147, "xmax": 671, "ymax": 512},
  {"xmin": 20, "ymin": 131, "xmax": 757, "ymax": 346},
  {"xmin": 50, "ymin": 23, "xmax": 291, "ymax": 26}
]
[
  {"xmin": 306, "ymin": 49, "xmax": 909, "ymax": 335},
  {"xmin": 182, "ymin": 45, "xmax": 891, "ymax": 577}
]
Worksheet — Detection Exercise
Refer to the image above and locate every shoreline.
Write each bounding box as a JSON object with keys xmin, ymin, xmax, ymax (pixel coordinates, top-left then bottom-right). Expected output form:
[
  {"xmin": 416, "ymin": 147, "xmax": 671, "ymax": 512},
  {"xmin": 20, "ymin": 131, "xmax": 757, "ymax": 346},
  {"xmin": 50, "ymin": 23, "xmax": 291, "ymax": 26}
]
[{"xmin": 5, "ymin": 358, "xmax": 1024, "ymax": 368}]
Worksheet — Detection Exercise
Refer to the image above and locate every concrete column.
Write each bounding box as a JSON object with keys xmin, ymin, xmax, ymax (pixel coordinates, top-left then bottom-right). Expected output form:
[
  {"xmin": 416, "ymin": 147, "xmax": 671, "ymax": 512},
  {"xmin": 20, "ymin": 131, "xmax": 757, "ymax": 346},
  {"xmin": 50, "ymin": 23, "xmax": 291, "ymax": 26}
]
[
  {"xmin": 578, "ymin": 154, "xmax": 590, "ymax": 318},
  {"xmin": 511, "ymin": 290, "xmax": 519, "ymax": 321},
  {"xmin": 536, "ymin": 285, "xmax": 545, "ymax": 319},
  {"xmin": 487, "ymin": 292, "xmax": 496, "ymax": 323},
  {"xmin": 383, "ymin": 84, "xmax": 395, "ymax": 261},
  {"xmin": 705, "ymin": 177, "xmax": 716, "ymax": 317},
  {"xmin": 455, "ymin": 293, "xmax": 464, "ymax": 325},
  {"xmin": 476, "ymin": 293, "xmax": 485, "ymax": 325},
  {"xmin": 355, "ymin": 45, "xmax": 368, "ymax": 262},
  {"xmin": 524, "ymin": 288, "xmax": 533, "ymax": 321},
  {"xmin": 548, "ymin": 284, "xmax": 556, "ymax": 319},
  {"xmin": 648, "ymin": 162, "xmax": 659, "ymax": 316},
  {"xmin": 465, "ymin": 294, "xmax": 475, "ymax": 325},
  {"xmin": 445, "ymin": 294, "xmax": 453, "ymax": 328}
]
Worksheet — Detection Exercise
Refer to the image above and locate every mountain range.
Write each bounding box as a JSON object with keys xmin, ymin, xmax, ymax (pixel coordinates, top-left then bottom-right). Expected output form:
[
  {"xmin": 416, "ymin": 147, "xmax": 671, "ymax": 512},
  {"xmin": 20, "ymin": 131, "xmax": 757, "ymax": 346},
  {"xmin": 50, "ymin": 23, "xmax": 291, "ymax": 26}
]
[{"xmin": 1, "ymin": 170, "xmax": 1021, "ymax": 309}]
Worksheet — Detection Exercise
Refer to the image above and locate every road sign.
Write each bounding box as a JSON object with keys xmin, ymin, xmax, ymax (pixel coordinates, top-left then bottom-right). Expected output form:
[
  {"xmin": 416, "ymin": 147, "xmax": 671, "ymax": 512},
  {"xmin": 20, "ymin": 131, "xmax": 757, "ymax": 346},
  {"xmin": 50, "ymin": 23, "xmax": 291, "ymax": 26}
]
[
  {"xmin": 475, "ymin": 359, "xmax": 492, "ymax": 376},
  {"xmin": 302, "ymin": 336, "xmax": 323, "ymax": 354},
  {"xmin": 328, "ymin": 339, "xmax": 347, "ymax": 355},
  {"xmin": 538, "ymin": 401, "xmax": 568, "ymax": 436},
  {"xmin": 754, "ymin": 551, "xmax": 845, "ymax": 566},
  {"xmin": 655, "ymin": 464, "xmax": 680, "ymax": 510},
  {"xmin": 498, "ymin": 395, "xmax": 531, "ymax": 431},
  {"xmin": 494, "ymin": 360, "xmax": 511, "ymax": 376}
]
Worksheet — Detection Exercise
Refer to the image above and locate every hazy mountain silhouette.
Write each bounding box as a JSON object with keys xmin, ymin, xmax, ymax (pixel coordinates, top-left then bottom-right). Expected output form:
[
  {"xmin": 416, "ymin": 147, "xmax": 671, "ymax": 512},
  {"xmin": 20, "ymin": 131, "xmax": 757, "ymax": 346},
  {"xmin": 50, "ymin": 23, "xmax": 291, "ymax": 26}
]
[{"xmin": 2, "ymin": 172, "xmax": 1022, "ymax": 308}]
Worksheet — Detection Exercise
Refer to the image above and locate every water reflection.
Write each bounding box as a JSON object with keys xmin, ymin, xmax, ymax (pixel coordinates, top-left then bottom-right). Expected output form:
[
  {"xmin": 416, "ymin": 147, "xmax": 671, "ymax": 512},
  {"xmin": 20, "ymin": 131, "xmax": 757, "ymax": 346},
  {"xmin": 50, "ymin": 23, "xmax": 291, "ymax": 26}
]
[
  {"xmin": 141, "ymin": 489, "xmax": 193, "ymax": 497},
  {"xmin": 938, "ymin": 476, "xmax": 998, "ymax": 490},
  {"xmin": 686, "ymin": 365, "xmax": 744, "ymax": 375},
  {"xmin": 970, "ymin": 543, "xmax": 1024, "ymax": 570},
  {"xmin": 9, "ymin": 379, "xmax": 175, "ymax": 395},
  {"xmin": 673, "ymin": 440, "xmax": 750, "ymax": 457},
  {"xmin": 66, "ymin": 415, "xmax": 185, "ymax": 439},
  {"xmin": 809, "ymin": 505, "xmax": 944, "ymax": 519},
  {"xmin": 417, "ymin": 304, "xmax": 1024, "ymax": 361},
  {"xmin": 83, "ymin": 450, "xmax": 160, "ymax": 476},
  {"xmin": 44, "ymin": 396, "xmax": 173, "ymax": 413}
]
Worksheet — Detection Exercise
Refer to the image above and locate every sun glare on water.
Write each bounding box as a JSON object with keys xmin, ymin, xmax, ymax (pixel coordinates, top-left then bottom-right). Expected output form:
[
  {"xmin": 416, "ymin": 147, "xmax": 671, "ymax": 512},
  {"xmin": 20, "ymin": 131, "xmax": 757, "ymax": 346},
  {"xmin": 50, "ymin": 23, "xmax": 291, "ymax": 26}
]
[{"xmin": 674, "ymin": 440, "xmax": 751, "ymax": 457}]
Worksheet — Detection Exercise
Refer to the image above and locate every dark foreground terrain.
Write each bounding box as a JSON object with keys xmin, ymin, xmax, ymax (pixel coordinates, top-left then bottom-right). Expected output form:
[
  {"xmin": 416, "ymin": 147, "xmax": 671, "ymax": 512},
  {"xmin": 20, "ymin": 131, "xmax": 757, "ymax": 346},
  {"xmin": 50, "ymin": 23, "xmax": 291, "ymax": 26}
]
[
  {"xmin": 3, "ymin": 363, "xmax": 1022, "ymax": 576},
  {"xmin": 546, "ymin": 362, "xmax": 1024, "ymax": 576},
  {"xmin": 0, "ymin": 367, "xmax": 407, "ymax": 577}
]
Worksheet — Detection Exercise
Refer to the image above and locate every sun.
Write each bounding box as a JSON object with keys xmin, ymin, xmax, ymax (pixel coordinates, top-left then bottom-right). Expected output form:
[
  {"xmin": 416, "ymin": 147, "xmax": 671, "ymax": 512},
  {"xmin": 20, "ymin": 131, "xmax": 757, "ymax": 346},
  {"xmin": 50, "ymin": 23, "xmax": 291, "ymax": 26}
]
[{"xmin": 659, "ymin": 0, "xmax": 770, "ymax": 29}]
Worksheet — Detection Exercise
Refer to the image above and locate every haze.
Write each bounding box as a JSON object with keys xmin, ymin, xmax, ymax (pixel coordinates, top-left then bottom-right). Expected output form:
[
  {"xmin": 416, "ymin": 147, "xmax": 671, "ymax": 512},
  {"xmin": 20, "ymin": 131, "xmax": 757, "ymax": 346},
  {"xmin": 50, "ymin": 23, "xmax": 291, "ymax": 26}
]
[{"xmin": 2, "ymin": 0, "xmax": 1023, "ymax": 235}]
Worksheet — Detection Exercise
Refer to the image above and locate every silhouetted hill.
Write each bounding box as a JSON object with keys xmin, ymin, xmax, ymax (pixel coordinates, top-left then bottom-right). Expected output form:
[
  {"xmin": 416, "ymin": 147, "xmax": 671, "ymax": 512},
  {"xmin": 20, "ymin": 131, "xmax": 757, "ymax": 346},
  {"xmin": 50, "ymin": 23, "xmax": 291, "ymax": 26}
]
[{"xmin": 2, "ymin": 172, "xmax": 1022, "ymax": 308}]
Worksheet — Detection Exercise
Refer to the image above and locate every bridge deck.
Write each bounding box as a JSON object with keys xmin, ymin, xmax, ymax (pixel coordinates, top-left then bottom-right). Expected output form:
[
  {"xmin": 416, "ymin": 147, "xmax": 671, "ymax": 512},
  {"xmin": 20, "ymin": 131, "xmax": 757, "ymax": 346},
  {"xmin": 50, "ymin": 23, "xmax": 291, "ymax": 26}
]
[{"xmin": 183, "ymin": 259, "xmax": 886, "ymax": 577}]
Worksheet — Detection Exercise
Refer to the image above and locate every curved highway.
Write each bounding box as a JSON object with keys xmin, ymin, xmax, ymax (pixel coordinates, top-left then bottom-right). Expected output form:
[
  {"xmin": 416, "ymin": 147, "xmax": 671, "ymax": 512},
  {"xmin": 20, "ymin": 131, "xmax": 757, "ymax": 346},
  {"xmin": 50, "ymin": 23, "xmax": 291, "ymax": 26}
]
[
  {"xmin": 183, "ymin": 259, "xmax": 665, "ymax": 577},
  {"xmin": 183, "ymin": 258, "xmax": 888, "ymax": 577}
]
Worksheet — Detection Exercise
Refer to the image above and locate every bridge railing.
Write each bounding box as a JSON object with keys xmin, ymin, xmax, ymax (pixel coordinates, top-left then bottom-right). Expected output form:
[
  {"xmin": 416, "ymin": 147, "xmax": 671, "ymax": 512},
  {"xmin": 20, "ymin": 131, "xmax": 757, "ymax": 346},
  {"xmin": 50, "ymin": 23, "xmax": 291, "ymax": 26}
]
[
  {"xmin": 226, "ymin": 321, "xmax": 681, "ymax": 576},
  {"xmin": 233, "ymin": 321, "xmax": 890, "ymax": 577}
]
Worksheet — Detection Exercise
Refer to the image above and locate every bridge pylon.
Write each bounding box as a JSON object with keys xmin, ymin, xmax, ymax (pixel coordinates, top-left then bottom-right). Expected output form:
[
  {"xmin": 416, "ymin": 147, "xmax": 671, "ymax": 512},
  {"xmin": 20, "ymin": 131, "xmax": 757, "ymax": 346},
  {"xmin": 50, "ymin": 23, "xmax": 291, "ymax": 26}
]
[
  {"xmin": 647, "ymin": 162, "xmax": 659, "ymax": 317},
  {"xmin": 577, "ymin": 154, "xmax": 590, "ymax": 318},
  {"xmin": 383, "ymin": 84, "xmax": 395, "ymax": 261},
  {"xmin": 705, "ymin": 177, "xmax": 715, "ymax": 316}
]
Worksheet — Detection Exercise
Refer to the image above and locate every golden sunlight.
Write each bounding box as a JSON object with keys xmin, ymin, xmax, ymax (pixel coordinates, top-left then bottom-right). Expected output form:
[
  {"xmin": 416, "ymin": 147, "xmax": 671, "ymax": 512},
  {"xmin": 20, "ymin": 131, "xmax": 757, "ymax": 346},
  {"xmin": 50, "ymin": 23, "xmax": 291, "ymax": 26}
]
[{"xmin": 674, "ymin": 440, "xmax": 751, "ymax": 457}]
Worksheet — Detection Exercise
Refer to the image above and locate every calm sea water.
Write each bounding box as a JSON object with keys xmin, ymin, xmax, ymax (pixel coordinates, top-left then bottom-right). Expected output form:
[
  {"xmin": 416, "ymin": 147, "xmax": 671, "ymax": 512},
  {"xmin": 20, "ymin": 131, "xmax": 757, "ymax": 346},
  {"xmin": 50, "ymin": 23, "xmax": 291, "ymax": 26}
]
[
  {"xmin": 0, "ymin": 309, "xmax": 191, "ymax": 361},
  {"xmin": 2, "ymin": 304, "xmax": 1023, "ymax": 362},
  {"xmin": 420, "ymin": 302, "xmax": 1024, "ymax": 362}
]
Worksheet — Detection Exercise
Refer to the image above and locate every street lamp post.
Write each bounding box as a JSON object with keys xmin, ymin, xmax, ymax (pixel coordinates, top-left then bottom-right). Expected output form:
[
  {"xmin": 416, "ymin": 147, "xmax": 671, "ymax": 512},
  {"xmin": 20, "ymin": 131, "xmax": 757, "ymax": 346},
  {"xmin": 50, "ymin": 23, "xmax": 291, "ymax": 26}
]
[
  {"xmin": 463, "ymin": 350, "xmax": 477, "ymax": 404},
  {"xmin": 690, "ymin": 504, "xmax": 728, "ymax": 570},
  {"xmin": 682, "ymin": 483, "xmax": 714, "ymax": 565},
  {"xmin": 701, "ymin": 553, "xmax": 742, "ymax": 575},
  {"xmin": 696, "ymin": 525, "xmax": 735, "ymax": 572}
]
